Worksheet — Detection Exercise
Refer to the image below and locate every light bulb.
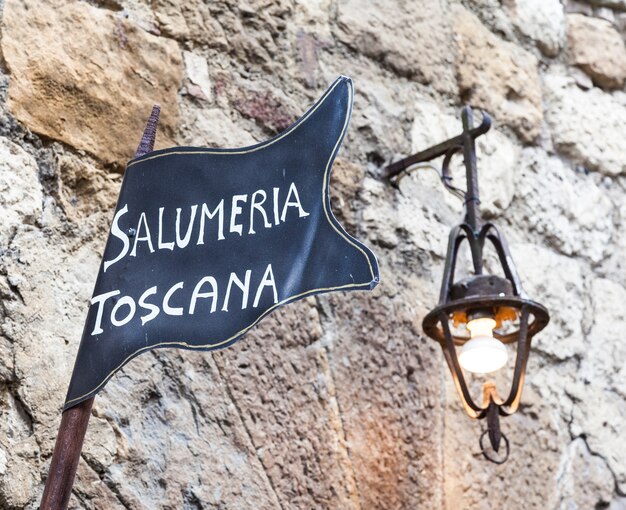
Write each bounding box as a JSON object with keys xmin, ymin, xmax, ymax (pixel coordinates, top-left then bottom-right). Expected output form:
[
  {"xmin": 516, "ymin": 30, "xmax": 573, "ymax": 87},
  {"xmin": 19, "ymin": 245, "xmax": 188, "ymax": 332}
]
[{"xmin": 458, "ymin": 317, "xmax": 508, "ymax": 374}]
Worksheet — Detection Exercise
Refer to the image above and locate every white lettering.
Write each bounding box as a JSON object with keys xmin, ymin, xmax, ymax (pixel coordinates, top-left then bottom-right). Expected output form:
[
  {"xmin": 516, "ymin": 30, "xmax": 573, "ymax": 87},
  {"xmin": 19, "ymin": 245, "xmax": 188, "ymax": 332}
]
[
  {"xmin": 198, "ymin": 200, "xmax": 225, "ymax": 244},
  {"xmin": 253, "ymin": 264, "xmax": 278, "ymax": 307},
  {"xmin": 158, "ymin": 207, "xmax": 174, "ymax": 250},
  {"xmin": 130, "ymin": 212, "xmax": 155, "ymax": 256},
  {"xmin": 230, "ymin": 195, "xmax": 247, "ymax": 235},
  {"xmin": 249, "ymin": 190, "xmax": 272, "ymax": 235},
  {"xmin": 222, "ymin": 270, "xmax": 251, "ymax": 312},
  {"xmin": 138, "ymin": 286, "xmax": 160, "ymax": 325},
  {"xmin": 189, "ymin": 277, "xmax": 219, "ymax": 314},
  {"xmin": 273, "ymin": 187, "xmax": 280, "ymax": 225},
  {"xmin": 90, "ymin": 290, "xmax": 121, "ymax": 335},
  {"xmin": 176, "ymin": 205, "xmax": 198, "ymax": 248},
  {"xmin": 111, "ymin": 296, "xmax": 136, "ymax": 327},
  {"xmin": 281, "ymin": 182, "xmax": 309, "ymax": 222},
  {"xmin": 163, "ymin": 281, "xmax": 184, "ymax": 316},
  {"xmin": 103, "ymin": 205, "xmax": 130, "ymax": 272}
]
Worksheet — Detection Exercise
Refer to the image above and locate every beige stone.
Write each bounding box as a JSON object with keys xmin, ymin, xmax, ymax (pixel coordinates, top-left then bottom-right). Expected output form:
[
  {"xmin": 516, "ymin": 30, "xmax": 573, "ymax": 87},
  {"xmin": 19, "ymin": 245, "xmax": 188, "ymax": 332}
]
[
  {"xmin": 362, "ymin": 171, "xmax": 454, "ymax": 258},
  {"xmin": 512, "ymin": 243, "xmax": 586, "ymax": 360},
  {"xmin": 579, "ymin": 0, "xmax": 626, "ymax": 13},
  {"xmin": 55, "ymin": 152, "xmax": 122, "ymax": 222},
  {"xmin": 335, "ymin": 0, "xmax": 457, "ymax": 94},
  {"xmin": 1, "ymin": 0, "xmax": 183, "ymax": 165},
  {"xmin": 511, "ymin": 148, "xmax": 615, "ymax": 264},
  {"xmin": 320, "ymin": 284, "xmax": 445, "ymax": 508},
  {"xmin": 556, "ymin": 438, "xmax": 618, "ymax": 509},
  {"xmin": 453, "ymin": 6, "xmax": 543, "ymax": 142},
  {"xmin": 507, "ymin": 0, "xmax": 565, "ymax": 56},
  {"xmin": 150, "ymin": 0, "xmax": 235, "ymax": 48},
  {"xmin": 597, "ymin": 199, "xmax": 626, "ymax": 290},
  {"xmin": 213, "ymin": 299, "xmax": 367, "ymax": 509},
  {"xmin": 0, "ymin": 388, "xmax": 39, "ymax": 509},
  {"xmin": 329, "ymin": 158, "xmax": 365, "ymax": 233},
  {"xmin": 568, "ymin": 278, "xmax": 626, "ymax": 488},
  {"xmin": 183, "ymin": 51, "xmax": 213, "ymax": 102},
  {"xmin": 567, "ymin": 13, "xmax": 626, "ymax": 89},
  {"xmin": 152, "ymin": 0, "xmax": 293, "ymax": 75},
  {"xmin": 71, "ymin": 461, "xmax": 127, "ymax": 509},
  {"xmin": 293, "ymin": 0, "xmax": 333, "ymax": 38},
  {"xmin": 349, "ymin": 74, "xmax": 412, "ymax": 169},
  {"xmin": 177, "ymin": 104, "xmax": 257, "ymax": 148},
  {"xmin": 544, "ymin": 75, "xmax": 626, "ymax": 176},
  {"xmin": 82, "ymin": 416, "xmax": 117, "ymax": 472},
  {"xmin": 96, "ymin": 351, "xmax": 283, "ymax": 508},
  {"xmin": 0, "ymin": 137, "xmax": 43, "ymax": 247}
]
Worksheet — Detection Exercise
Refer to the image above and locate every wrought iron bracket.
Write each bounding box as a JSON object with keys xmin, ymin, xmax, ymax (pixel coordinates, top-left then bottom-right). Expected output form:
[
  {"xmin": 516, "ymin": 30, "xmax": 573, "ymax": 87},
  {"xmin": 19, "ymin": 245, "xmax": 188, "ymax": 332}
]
[{"xmin": 383, "ymin": 106, "xmax": 491, "ymax": 232}]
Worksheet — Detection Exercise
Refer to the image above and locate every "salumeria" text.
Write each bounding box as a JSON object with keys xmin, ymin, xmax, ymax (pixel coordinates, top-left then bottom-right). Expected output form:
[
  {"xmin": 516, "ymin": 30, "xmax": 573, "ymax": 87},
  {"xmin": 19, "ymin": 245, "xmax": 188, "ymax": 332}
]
[{"xmin": 88, "ymin": 181, "xmax": 311, "ymax": 336}]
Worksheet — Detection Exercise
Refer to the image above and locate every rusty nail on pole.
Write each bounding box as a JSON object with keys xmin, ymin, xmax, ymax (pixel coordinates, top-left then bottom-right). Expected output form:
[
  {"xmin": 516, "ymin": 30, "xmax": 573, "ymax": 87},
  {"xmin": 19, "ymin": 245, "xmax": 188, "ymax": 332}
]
[{"xmin": 134, "ymin": 104, "xmax": 161, "ymax": 158}]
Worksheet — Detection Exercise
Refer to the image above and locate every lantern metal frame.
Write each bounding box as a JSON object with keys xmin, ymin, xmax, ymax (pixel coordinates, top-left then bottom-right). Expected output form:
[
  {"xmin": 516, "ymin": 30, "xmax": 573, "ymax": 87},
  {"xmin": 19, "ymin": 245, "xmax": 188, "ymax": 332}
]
[{"xmin": 384, "ymin": 106, "xmax": 549, "ymax": 463}]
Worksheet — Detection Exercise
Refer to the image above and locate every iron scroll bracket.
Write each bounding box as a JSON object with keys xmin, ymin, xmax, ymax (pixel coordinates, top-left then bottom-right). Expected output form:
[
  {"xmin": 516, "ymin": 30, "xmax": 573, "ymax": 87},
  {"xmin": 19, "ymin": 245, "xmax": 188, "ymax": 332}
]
[
  {"xmin": 383, "ymin": 106, "xmax": 492, "ymax": 232},
  {"xmin": 383, "ymin": 106, "xmax": 491, "ymax": 181}
]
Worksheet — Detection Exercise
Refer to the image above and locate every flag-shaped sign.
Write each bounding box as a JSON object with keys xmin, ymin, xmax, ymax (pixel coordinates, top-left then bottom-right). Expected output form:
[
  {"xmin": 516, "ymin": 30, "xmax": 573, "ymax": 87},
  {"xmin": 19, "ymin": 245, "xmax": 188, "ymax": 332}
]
[{"xmin": 64, "ymin": 76, "xmax": 379, "ymax": 410}]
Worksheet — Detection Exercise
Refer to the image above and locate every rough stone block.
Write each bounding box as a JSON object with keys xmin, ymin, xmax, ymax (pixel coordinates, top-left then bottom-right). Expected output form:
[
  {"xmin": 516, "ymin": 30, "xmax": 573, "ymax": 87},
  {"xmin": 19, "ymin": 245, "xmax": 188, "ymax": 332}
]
[
  {"xmin": 453, "ymin": 6, "xmax": 543, "ymax": 142},
  {"xmin": 335, "ymin": 0, "xmax": 456, "ymax": 94},
  {"xmin": 566, "ymin": 13, "xmax": 626, "ymax": 89},
  {"xmin": 545, "ymin": 75, "xmax": 626, "ymax": 176},
  {"xmin": 0, "ymin": 137, "xmax": 43, "ymax": 247},
  {"xmin": 1, "ymin": 0, "xmax": 183, "ymax": 165},
  {"xmin": 507, "ymin": 0, "xmax": 565, "ymax": 56}
]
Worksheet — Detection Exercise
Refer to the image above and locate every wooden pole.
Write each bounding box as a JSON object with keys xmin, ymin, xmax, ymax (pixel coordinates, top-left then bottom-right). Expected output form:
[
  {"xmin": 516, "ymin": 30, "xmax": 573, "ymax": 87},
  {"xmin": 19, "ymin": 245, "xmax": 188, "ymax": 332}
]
[
  {"xmin": 40, "ymin": 397, "xmax": 94, "ymax": 509},
  {"xmin": 39, "ymin": 105, "xmax": 161, "ymax": 509}
]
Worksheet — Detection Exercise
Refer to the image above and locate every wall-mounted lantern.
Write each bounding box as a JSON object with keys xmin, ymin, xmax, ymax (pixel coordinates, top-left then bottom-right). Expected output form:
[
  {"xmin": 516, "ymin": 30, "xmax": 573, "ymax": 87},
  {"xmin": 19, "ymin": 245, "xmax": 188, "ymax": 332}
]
[{"xmin": 384, "ymin": 107, "xmax": 550, "ymax": 463}]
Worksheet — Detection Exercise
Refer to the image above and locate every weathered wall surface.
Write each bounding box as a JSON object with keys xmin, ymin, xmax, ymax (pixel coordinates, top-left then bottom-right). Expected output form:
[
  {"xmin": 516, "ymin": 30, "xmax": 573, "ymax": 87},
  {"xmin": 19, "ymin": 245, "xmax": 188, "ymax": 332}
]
[{"xmin": 0, "ymin": 0, "xmax": 625, "ymax": 508}]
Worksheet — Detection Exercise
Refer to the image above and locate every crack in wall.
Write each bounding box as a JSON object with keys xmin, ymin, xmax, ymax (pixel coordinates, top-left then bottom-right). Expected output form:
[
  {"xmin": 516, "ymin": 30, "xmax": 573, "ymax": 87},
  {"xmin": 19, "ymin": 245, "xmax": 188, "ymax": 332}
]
[
  {"xmin": 211, "ymin": 354, "xmax": 286, "ymax": 510},
  {"xmin": 578, "ymin": 434, "xmax": 626, "ymax": 499},
  {"xmin": 318, "ymin": 343, "xmax": 363, "ymax": 510},
  {"xmin": 313, "ymin": 296, "xmax": 364, "ymax": 510},
  {"xmin": 565, "ymin": 407, "xmax": 626, "ymax": 500},
  {"xmin": 77, "ymin": 453, "xmax": 133, "ymax": 510}
]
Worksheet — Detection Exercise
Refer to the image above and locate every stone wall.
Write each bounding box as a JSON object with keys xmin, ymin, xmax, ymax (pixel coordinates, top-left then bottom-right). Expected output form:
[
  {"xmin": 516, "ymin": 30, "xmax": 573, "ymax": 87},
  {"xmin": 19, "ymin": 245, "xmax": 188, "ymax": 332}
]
[{"xmin": 0, "ymin": 0, "xmax": 625, "ymax": 508}]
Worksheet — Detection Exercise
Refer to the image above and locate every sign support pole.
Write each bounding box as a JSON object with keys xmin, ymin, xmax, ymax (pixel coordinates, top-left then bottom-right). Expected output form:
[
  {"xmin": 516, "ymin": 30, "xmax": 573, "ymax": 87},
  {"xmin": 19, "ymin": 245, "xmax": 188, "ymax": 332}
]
[
  {"xmin": 39, "ymin": 397, "xmax": 94, "ymax": 509},
  {"xmin": 39, "ymin": 106, "xmax": 161, "ymax": 510}
]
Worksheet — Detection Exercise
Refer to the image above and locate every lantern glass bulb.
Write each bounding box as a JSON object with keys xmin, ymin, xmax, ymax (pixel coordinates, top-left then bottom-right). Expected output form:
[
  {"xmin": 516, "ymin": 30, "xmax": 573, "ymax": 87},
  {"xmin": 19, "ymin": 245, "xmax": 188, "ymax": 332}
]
[{"xmin": 459, "ymin": 317, "xmax": 508, "ymax": 374}]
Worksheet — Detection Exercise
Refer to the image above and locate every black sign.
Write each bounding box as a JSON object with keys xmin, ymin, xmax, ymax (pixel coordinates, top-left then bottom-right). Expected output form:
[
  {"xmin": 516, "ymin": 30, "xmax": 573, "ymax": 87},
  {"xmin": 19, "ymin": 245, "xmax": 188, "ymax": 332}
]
[{"xmin": 64, "ymin": 76, "xmax": 379, "ymax": 410}]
